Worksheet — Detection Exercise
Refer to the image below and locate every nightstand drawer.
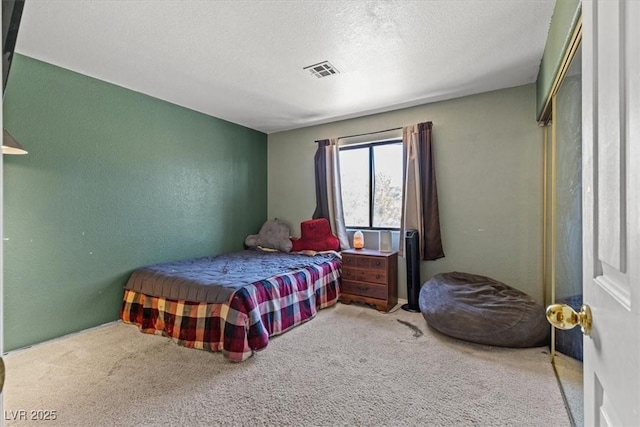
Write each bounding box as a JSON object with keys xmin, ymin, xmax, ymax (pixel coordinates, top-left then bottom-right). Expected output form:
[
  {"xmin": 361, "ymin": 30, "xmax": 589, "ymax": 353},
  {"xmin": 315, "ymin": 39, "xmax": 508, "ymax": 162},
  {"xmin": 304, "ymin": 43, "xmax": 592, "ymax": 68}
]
[
  {"xmin": 356, "ymin": 269, "xmax": 387, "ymax": 284},
  {"xmin": 342, "ymin": 267, "xmax": 357, "ymax": 281},
  {"xmin": 342, "ymin": 280, "xmax": 387, "ymax": 300},
  {"xmin": 342, "ymin": 255, "xmax": 357, "ymax": 267},
  {"xmin": 356, "ymin": 256, "xmax": 387, "ymax": 270}
]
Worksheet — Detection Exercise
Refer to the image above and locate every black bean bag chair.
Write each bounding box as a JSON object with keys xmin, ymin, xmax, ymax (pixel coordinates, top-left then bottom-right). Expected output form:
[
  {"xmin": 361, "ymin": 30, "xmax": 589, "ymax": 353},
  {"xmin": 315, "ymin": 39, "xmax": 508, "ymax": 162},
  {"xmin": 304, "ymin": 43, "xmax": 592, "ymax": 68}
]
[{"xmin": 419, "ymin": 272, "xmax": 549, "ymax": 348}]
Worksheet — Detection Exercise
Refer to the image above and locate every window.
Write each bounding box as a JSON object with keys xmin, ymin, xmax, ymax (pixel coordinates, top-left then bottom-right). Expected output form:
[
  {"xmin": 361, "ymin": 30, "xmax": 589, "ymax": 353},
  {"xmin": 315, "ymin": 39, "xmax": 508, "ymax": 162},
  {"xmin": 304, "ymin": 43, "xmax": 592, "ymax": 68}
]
[{"xmin": 339, "ymin": 140, "xmax": 403, "ymax": 229}]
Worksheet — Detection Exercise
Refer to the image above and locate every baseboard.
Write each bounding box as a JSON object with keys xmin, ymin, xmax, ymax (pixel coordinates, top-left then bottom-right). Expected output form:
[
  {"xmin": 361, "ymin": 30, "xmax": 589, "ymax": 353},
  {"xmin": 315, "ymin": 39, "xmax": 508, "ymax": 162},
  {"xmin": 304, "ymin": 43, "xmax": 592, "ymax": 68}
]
[
  {"xmin": 4, "ymin": 320, "xmax": 122, "ymax": 356},
  {"xmin": 388, "ymin": 298, "xmax": 409, "ymax": 312}
]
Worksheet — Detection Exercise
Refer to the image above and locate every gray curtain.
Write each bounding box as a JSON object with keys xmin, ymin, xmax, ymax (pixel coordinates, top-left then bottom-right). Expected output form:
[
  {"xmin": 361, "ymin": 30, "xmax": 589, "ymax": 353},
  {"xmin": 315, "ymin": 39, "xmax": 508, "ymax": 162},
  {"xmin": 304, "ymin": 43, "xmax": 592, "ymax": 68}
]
[
  {"xmin": 400, "ymin": 122, "xmax": 444, "ymax": 260},
  {"xmin": 312, "ymin": 140, "xmax": 330, "ymax": 220},
  {"xmin": 312, "ymin": 139, "xmax": 350, "ymax": 250}
]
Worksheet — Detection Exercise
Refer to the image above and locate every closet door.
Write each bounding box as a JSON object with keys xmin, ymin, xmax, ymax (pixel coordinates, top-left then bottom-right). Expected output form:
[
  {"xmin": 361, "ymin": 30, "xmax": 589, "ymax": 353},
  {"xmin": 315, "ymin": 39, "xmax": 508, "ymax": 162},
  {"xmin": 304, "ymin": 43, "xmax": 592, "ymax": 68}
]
[{"xmin": 552, "ymin": 44, "xmax": 583, "ymax": 362}]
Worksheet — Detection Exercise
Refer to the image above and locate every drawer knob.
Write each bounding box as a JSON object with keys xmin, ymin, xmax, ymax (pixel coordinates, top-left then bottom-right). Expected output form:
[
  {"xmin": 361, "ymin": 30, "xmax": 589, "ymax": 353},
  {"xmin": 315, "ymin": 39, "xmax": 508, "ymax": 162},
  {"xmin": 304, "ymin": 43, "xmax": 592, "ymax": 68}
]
[
  {"xmin": 357, "ymin": 286, "xmax": 368, "ymax": 291},
  {"xmin": 376, "ymin": 274, "xmax": 381, "ymax": 279}
]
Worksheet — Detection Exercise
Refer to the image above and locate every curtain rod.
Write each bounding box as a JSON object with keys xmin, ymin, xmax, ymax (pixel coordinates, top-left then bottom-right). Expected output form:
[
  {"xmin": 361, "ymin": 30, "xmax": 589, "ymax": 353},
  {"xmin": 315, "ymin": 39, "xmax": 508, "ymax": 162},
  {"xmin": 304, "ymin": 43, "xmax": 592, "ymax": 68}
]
[
  {"xmin": 314, "ymin": 126, "xmax": 403, "ymax": 143},
  {"xmin": 338, "ymin": 126, "xmax": 402, "ymax": 140}
]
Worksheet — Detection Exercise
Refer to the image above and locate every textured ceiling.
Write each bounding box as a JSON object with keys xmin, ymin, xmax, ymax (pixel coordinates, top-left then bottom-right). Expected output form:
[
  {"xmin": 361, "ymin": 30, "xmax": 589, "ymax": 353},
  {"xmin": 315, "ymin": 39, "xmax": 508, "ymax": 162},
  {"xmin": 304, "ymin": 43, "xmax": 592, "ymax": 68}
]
[{"xmin": 15, "ymin": 1, "xmax": 555, "ymax": 134}]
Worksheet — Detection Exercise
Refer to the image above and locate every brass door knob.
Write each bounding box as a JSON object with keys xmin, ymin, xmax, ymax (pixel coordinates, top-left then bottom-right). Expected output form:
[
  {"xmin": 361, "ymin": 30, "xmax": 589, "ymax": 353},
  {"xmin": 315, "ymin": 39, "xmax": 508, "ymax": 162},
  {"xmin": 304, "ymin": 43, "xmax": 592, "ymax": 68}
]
[{"xmin": 546, "ymin": 303, "xmax": 592, "ymax": 336}]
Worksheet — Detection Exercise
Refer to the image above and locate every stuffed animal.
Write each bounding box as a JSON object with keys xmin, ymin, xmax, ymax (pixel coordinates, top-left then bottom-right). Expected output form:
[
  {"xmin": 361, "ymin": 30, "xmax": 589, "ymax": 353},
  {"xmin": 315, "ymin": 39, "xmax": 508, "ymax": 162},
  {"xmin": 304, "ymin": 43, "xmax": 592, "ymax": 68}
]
[
  {"xmin": 244, "ymin": 218, "xmax": 293, "ymax": 252},
  {"xmin": 291, "ymin": 218, "xmax": 340, "ymax": 252}
]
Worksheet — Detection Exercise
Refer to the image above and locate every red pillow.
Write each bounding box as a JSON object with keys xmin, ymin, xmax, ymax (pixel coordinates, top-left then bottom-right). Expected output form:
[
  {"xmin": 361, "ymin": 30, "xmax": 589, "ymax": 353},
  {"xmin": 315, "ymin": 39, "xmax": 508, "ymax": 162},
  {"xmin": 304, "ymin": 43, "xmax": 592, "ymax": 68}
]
[{"xmin": 291, "ymin": 218, "xmax": 340, "ymax": 252}]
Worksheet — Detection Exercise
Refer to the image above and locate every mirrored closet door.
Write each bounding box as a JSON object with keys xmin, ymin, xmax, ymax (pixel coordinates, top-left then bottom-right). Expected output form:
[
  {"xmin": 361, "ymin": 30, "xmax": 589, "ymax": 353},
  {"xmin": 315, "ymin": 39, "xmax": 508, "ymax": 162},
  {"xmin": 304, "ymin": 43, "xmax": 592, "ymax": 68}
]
[{"xmin": 544, "ymin": 37, "xmax": 583, "ymax": 427}]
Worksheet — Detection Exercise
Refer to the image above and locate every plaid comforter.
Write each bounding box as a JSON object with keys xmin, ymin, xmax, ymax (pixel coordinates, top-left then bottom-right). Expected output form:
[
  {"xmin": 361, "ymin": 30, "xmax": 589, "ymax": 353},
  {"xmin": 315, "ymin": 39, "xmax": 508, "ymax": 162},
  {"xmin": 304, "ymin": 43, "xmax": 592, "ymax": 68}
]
[{"xmin": 120, "ymin": 253, "xmax": 340, "ymax": 362}]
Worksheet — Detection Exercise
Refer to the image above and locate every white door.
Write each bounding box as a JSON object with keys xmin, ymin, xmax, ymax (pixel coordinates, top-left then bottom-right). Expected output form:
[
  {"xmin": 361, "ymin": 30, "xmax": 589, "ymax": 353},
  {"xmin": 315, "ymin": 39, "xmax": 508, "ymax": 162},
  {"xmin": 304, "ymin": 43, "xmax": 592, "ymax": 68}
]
[
  {"xmin": 0, "ymin": 5, "xmax": 5, "ymax": 422},
  {"xmin": 582, "ymin": 0, "xmax": 640, "ymax": 425}
]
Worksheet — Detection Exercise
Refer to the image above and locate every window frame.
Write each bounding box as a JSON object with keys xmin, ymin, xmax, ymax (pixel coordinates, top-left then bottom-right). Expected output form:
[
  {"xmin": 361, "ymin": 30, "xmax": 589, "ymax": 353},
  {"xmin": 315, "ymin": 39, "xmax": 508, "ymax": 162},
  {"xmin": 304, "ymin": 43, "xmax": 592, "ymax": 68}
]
[{"xmin": 339, "ymin": 138, "xmax": 403, "ymax": 231}]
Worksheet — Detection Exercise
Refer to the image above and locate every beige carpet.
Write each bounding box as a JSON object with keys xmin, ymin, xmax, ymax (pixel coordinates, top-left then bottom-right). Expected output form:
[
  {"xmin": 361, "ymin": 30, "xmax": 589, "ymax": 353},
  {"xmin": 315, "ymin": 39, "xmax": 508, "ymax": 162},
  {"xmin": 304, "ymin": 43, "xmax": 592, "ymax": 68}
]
[{"xmin": 4, "ymin": 303, "xmax": 570, "ymax": 427}]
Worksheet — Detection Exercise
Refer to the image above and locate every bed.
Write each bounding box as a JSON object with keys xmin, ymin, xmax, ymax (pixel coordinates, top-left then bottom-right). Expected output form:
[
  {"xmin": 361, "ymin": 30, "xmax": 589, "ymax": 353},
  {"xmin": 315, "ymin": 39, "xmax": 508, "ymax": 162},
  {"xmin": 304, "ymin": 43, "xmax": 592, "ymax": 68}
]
[{"xmin": 120, "ymin": 249, "xmax": 341, "ymax": 362}]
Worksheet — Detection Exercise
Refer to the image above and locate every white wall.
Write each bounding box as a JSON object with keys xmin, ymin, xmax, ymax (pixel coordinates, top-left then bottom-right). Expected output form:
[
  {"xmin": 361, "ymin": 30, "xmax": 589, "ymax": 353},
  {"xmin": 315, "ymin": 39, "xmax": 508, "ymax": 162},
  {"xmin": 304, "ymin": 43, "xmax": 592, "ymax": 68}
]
[{"xmin": 268, "ymin": 84, "xmax": 543, "ymax": 302}]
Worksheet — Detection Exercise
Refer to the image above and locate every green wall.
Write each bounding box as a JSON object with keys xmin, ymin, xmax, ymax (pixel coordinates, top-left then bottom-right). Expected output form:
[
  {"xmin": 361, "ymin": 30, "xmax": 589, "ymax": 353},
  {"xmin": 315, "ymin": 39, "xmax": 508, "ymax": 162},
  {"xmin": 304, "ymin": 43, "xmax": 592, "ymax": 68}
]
[
  {"xmin": 268, "ymin": 84, "xmax": 543, "ymax": 303},
  {"xmin": 3, "ymin": 55, "xmax": 267, "ymax": 351},
  {"xmin": 536, "ymin": 0, "xmax": 581, "ymax": 120}
]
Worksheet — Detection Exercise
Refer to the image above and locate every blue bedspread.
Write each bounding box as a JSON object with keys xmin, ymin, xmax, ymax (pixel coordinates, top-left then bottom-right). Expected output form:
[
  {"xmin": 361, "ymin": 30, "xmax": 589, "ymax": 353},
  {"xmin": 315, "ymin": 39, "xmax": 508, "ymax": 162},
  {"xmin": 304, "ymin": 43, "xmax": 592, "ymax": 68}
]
[{"xmin": 124, "ymin": 249, "xmax": 340, "ymax": 303}]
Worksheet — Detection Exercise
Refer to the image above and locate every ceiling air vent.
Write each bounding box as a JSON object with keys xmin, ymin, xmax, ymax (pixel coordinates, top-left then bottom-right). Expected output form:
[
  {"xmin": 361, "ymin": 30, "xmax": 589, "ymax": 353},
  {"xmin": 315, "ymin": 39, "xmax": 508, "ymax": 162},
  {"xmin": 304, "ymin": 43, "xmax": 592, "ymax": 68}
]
[{"xmin": 303, "ymin": 61, "xmax": 339, "ymax": 78}]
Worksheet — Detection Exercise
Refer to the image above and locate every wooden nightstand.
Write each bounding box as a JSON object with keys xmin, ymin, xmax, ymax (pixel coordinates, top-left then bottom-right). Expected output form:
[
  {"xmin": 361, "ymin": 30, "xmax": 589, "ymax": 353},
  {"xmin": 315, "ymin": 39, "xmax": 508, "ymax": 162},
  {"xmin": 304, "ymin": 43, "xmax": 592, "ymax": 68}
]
[{"xmin": 340, "ymin": 248, "xmax": 398, "ymax": 312}]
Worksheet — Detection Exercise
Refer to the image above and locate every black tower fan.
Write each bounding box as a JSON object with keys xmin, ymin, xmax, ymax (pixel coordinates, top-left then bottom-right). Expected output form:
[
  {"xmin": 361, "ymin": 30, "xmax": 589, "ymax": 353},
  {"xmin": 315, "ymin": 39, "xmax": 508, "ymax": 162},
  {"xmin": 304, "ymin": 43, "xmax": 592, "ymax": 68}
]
[{"xmin": 402, "ymin": 230, "xmax": 421, "ymax": 312}]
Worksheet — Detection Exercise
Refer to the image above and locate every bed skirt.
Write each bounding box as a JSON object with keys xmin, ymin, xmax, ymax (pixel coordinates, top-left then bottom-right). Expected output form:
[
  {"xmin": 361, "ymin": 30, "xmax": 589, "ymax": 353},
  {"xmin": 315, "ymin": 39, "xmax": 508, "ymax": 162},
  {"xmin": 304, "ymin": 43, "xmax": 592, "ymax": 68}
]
[{"xmin": 121, "ymin": 259, "xmax": 340, "ymax": 362}]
